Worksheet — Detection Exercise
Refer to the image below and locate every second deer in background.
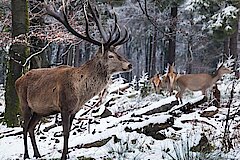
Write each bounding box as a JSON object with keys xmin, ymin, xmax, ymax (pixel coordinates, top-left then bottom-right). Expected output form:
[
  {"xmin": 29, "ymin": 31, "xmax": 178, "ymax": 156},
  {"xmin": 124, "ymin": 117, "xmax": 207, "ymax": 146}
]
[
  {"xmin": 175, "ymin": 64, "xmax": 232, "ymax": 104},
  {"xmin": 150, "ymin": 63, "xmax": 178, "ymax": 95},
  {"xmin": 166, "ymin": 63, "xmax": 178, "ymax": 95}
]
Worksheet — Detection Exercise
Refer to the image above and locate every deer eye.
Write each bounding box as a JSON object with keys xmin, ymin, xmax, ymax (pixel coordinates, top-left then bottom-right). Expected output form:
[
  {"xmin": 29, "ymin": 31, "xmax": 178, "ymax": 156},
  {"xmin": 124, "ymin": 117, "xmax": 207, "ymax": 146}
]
[{"xmin": 108, "ymin": 55, "xmax": 114, "ymax": 59}]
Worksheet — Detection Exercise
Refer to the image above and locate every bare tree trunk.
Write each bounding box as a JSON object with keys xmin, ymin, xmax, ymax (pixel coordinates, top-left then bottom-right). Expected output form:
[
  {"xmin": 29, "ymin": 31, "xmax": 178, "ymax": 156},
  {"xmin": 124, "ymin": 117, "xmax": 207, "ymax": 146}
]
[
  {"xmin": 145, "ymin": 40, "xmax": 149, "ymax": 74},
  {"xmin": 56, "ymin": 43, "xmax": 63, "ymax": 65},
  {"xmin": 230, "ymin": 15, "xmax": 239, "ymax": 77},
  {"xmin": 224, "ymin": 38, "xmax": 230, "ymax": 58},
  {"xmin": 84, "ymin": 42, "xmax": 90, "ymax": 61},
  {"xmin": 186, "ymin": 36, "xmax": 193, "ymax": 74},
  {"xmin": 166, "ymin": 6, "xmax": 177, "ymax": 66},
  {"xmin": 124, "ymin": 42, "xmax": 132, "ymax": 81},
  {"xmin": 74, "ymin": 45, "xmax": 80, "ymax": 67},
  {"xmin": 149, "ymin": 32, "xmax": 153, "ymax": 75},
  {"xmin": 150, "ymin": 25, "xmax": 157, "ymax": 77},
  {"xmin": 5, "ymin": 0, "xmax": 29, "ymax": 127},
  {"xmin": 67, "ymin": 46, "xmax": 73, "ymax": 66}
]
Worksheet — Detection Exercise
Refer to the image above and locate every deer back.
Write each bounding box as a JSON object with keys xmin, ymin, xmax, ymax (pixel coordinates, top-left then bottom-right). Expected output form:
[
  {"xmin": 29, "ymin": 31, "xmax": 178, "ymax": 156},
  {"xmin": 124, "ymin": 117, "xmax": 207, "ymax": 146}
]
[
  {"xmin": 176, "ymin": 73, "xmax": 213, "ymax": 91},
  {"xmin": 16, "ymin": 66, "xmax": 73, "ymax": 115},
  {"xmin": 177, "ymin": 65, "xmax": 231, "ymax": 92}
]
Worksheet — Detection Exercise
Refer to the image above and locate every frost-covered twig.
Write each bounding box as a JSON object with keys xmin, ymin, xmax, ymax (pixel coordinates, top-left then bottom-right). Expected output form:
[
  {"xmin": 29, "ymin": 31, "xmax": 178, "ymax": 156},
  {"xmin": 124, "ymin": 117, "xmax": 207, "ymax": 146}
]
[
  {"xmin": 222, "ymin": 80, "xmax": 235, "ymax": 152},
  {"xmin": 22, "ymin": 41, "xmax": 52, "ymax": 67}
]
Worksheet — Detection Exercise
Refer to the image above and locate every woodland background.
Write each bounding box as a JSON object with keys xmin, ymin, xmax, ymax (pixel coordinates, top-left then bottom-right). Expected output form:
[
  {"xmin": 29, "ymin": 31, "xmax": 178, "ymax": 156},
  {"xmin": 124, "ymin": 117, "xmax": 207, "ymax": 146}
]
[{"xmin": 0, "ymin": 0, "xmax": 239, "ymax": 127}]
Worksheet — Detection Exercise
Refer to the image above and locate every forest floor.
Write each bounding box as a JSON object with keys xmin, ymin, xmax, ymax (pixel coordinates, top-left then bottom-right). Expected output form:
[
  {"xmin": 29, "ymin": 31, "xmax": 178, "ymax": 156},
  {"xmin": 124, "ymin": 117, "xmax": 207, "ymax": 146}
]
[{"xmin": 0, "ymin": 75, "xmax": 240, "ymax": 160}]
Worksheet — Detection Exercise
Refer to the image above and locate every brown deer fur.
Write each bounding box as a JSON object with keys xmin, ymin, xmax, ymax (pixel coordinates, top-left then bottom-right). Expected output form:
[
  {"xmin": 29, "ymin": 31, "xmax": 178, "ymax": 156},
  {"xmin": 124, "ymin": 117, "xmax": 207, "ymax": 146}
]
[
  {"xmin": 15, "ymin": 2, "xmax": 132, "ymax": 159},
  {"xmin": 16, "ymin": 48, "xmax": 132, "ymax": 160},
  {"xmin": 166, "ymin": 63, "xmax": 177, "ymax": 95},
  {"xmin": 176, "ymin": 65, "xmax": 231, "ymax": 104},
  {"xmin": 150, "ymin": 63, "xmax": 177, "ymax": 95}
]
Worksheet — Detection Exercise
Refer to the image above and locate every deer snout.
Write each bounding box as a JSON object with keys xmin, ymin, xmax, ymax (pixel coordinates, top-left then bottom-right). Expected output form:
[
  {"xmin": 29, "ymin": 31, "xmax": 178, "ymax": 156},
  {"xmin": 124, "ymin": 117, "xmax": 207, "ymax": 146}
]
[
  {"xmin": 128, "ymin": 64, "xmax": 132, "ymax": 70},
  {"xmin": 122, "ymin": 62, "xmax": 132, "ymax": 72}
]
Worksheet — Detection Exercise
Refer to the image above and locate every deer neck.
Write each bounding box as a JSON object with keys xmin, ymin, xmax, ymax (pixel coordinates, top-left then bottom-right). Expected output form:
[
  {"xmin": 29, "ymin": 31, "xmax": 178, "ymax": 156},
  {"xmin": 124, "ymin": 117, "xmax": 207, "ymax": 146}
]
[
  {"xmin": 78, "ymin": 56, "xmax": 110, "ymax": 82},
  {"xmin": 211, "ymin": 71, "xmax": 222, "ymax": 85}
]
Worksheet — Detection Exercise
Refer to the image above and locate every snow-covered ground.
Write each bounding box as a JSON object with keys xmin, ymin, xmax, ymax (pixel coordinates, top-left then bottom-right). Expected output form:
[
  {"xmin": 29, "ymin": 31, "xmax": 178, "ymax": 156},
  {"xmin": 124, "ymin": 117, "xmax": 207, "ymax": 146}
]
[{"xmin": 0, "ymin": 74, "xmax": 240, "ymax": 159}]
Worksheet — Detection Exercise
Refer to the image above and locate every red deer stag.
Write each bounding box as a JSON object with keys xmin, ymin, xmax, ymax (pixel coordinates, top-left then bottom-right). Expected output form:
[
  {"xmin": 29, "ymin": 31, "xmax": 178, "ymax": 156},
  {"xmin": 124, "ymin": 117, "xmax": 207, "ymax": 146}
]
[
  {"xmin": 175, "ymin": 64, "xmax": 231, "ymax": 104},
  {"xmin": 15, "ymin": 2, "xmax": 132, "ymax": 160}
]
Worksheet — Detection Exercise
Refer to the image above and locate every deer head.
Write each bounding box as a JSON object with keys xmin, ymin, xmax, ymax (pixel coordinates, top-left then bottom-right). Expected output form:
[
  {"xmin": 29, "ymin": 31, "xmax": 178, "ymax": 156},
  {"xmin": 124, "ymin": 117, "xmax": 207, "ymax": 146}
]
[{"xmin": 45, "ymin": 1, "xmax": 132, "ymax": 74}]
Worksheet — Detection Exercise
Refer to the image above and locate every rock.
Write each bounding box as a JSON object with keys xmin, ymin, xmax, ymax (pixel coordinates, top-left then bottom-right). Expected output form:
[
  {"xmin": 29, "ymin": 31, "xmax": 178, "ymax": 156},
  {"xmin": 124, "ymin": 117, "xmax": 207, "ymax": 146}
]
[
  {"xmin": 212, "ymin": 84, "xmax": 220, "ymax": 107},
  {"xmin": 92, "ymin": 106, "xmax": 112, "ymax": 118},
  {"xmin": 142, "ymin": 100, "xmax": 179, "ymax": 115},
  {"xmin": 101, "ymin": 108, "xmax": 112, "ymax": 118},
  {"xmin": 131, "ymin": 139, "xmax": 137, "ymax": 144},
  {"xmin": 77, "ymin": 156, "xmax": 95, "ymax": 160},
  {"xmin": 113, "ymin": 135, "xmax": 121, "ymax": 143},
  {"xmin": 55, "ymin": 139, "xmax": 60, "ymax": 143},
  {"xmin": 191, "ymin": 133, "xmax": 213, "ymax": 153},
  {"xmin": 72, "ymin": 137, "xmax": 112, "ymax": 149},
  {"xmin": 125, "ymin": 117, "xmax": 174, "ymax": 140},
  {"xmin": 170, "ymin": 96, "xmax": 207, "ymax": 116},
  {"xmin": 172, "ymin": 125, "xmax": 182, "ymax": 131},
  {"xmin": 40, "ymin": 136, "xmax": 47, "ymax": 140},
  {"xmin": 200, "ymin": 106, "xmax": 218, "ymax": 117},
  {"xmin": 54, "ymin": 131, "xmax": 63, "ymax": 137}
]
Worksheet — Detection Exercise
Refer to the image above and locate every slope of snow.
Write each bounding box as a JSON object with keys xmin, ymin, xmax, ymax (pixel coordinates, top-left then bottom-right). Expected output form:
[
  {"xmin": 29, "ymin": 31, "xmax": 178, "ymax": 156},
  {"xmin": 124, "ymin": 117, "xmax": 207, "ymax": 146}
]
[{"xmin": 0, "ymin": 75, "xmax": 240, "ymax": 159}]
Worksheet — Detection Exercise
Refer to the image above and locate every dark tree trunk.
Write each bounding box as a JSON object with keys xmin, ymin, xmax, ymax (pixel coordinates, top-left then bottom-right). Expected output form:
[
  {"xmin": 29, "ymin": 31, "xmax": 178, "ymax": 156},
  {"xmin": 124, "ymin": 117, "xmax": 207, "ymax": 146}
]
[
  {"xmin": 223, "ymin": 38, "xmax": 230, "ymax": 58},
  {"xmin": 149, "ymin": 33, "xmax": 153, "ymax": 75},
  {"xmin": 74, "ymin": 45, "xmax": 80, "ymax": 67},
  {"xmin": 5, "ymin": 0, "xmax": 29, "ymax": 127},
  {"xmin": 150, "ymin": 25, "xmax": 157, "ymax": 77},
  {"xmin": 85, "ymin": 42, "xmax": 91, "ymax": 61},
  {"xmin": 56, "ymin": 43, "xmax": 63, "ymax": 65},
  {"xmin": 229, "ymin": 15, "xmax": 239, "ymax": 77},
  {"xmin": 67, "ymin": 46, "xmax": 73, "ymax": 66},
  {"xmin": 145, "ymin": 23, "xmax": 149, "ymax": 74},
  {"xmin": 166, "ymin": 6, "xmax": 177, "ymax": 66}
]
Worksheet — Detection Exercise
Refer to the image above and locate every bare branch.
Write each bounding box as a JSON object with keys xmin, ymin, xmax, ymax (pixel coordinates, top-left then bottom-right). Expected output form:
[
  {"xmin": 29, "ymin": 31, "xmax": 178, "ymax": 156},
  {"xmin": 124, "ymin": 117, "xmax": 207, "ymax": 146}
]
[{"xmin": 22, "ymin": 41, "xmax": 52, "ymax": 67}]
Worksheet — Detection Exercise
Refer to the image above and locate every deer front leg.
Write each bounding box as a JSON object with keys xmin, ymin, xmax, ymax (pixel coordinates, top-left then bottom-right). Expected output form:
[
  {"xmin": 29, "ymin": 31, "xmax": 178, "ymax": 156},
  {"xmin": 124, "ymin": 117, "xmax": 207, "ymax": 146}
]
[{"xmin": 61, "ymin": 111, "xmax": 71, "ymax": 160}]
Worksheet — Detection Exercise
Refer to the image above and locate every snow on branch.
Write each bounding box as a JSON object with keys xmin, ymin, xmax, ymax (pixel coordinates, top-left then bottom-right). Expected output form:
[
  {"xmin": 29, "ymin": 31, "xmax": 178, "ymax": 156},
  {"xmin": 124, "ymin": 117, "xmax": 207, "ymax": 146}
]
[{"xmin": 208, "ymin": 5, "xmax": 239, "ymax": 31}]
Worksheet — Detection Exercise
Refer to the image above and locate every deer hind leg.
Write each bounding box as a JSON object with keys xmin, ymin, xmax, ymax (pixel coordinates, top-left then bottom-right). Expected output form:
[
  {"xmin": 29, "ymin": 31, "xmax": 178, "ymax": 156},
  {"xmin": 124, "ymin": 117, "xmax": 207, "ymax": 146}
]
[
  {"xmin": 22, "ymin": 106, "xmax": 32, "ymax": 159},
  {"xmin": 176, "ymin": 88, "xmax": 185, "ymax": 104},
  {"xmin": 201, "ymin": 89, "xmax": 208, "ymax": 101},
  {"xmin": 61, "ymin": 111, "xmax": 71, "ymax": 160},
  {"xmin": 28, "ymin": 112, "xmax": 42, "ymax": 158}
]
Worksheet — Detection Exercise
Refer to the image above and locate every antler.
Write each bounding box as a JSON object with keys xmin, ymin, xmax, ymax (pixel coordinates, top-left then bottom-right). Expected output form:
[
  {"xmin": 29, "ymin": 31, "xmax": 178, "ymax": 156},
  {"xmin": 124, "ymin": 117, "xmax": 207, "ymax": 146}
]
[
  {"xmin": 44, "ymin": 1, "xmax": 130, "ymax": 49},
  {"xmin": 45, "ymin": 3, "xmax": 102, "ymax": 46}
]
